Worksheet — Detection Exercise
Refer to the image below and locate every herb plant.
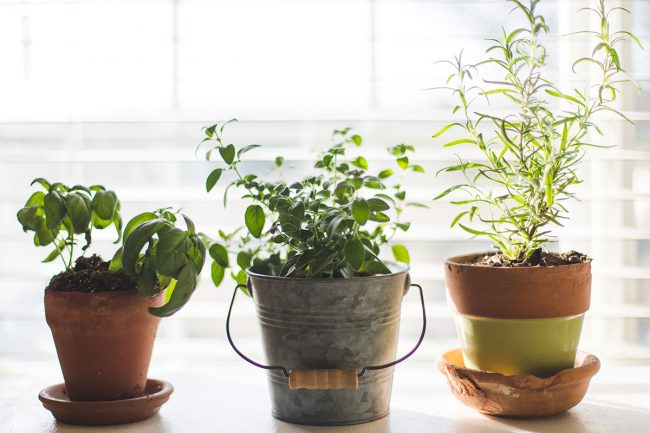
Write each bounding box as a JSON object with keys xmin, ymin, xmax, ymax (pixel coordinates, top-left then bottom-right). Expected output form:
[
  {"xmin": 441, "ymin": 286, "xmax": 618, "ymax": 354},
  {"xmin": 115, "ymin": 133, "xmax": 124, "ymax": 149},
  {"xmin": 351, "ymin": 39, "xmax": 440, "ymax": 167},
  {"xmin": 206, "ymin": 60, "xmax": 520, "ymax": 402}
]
[
  {"xmin": 111, "ymin": 210, "xmax": 206, "ymax": 317},
  {"xmin": 17, "ymin": 178, "xmax": 122, "ymax": 269},
  {"xmin": 433, "ymin": 0, "xmax": 641, "ymax": 261},
  {"xmin": 199, "ymin": 121, "xmax": 424, "ymax": 289},
  {"xmin": 18, "ymin": 179, "xmax": 204, "ymax": 317}
]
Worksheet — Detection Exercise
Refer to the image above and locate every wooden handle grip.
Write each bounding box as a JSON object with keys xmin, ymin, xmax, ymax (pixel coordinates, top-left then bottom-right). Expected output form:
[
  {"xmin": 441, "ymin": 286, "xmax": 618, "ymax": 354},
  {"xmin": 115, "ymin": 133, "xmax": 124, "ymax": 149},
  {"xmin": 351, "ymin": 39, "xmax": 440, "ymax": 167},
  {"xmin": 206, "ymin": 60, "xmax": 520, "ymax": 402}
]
[{"xmin": 288, "ymin": 369, "xmax": 359, "ymax": 390}]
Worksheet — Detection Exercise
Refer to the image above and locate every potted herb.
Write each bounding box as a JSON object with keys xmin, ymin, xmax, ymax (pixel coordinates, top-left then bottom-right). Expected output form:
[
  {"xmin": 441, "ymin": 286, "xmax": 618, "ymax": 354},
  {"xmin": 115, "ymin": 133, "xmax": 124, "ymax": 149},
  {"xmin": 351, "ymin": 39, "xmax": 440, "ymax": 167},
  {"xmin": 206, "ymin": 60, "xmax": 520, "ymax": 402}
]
[
  {"xmin": 200, "ymin": 123, "xmax": 427, "ymax": 425},
  {"xmin": 434, "ymin": 0, "xmax": 640, "ymax": 377},
  {"xmin": 17, "ymin": 179, "xmax": 204, "ymax": 413}
]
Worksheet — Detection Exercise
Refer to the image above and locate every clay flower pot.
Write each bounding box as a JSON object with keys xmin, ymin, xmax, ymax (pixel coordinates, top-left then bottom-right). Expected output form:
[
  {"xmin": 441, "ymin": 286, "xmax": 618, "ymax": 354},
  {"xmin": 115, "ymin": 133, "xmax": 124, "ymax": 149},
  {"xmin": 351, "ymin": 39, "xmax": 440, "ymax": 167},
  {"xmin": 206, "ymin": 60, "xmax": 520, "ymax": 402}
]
[
  {"xmin": 45, "ymin": 289, "xmax": 163, "ymax": 401},
  {"xmin": 437, "ymin": 349, "xmax": 600, "ymax": 417},
  {"xmin": 444, "ymin": 253, "xmax": 591, "ymax": 377}
]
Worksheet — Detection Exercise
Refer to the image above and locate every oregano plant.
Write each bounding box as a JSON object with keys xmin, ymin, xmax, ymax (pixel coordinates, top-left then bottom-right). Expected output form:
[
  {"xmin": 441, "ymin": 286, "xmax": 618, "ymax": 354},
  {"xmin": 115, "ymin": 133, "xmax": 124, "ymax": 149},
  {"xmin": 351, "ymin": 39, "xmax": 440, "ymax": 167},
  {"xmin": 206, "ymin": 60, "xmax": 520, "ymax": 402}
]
[
  {"xmin": 433, "ymin": 0, "xmax": 641, "ymax": 262},
  {"xmin": 199, "ymin": 121, "xmax": 425, "ymax": 291}
]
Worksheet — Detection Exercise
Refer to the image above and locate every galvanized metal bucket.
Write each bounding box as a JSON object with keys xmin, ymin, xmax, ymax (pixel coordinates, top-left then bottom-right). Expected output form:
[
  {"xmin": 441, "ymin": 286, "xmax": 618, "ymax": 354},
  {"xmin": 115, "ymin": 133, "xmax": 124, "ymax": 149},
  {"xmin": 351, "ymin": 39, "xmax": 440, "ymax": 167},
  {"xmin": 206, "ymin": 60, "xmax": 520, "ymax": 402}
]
[{"xmin": 226, "ymin": 264, "xmax": 426, "ymax": 426}]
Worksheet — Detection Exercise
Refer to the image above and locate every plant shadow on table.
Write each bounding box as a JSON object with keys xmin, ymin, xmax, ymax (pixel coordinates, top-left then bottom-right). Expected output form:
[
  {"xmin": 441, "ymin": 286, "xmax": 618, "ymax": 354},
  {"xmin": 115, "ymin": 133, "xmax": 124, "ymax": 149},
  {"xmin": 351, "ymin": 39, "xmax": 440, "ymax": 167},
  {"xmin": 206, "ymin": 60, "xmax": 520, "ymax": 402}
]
[
  {"xmin": 488, "ymin": 401, "xmax": 650, "ymax": 433},
  {"xmin": 273, "ymin": 407, "xmax": 511, "ymax": 433}
]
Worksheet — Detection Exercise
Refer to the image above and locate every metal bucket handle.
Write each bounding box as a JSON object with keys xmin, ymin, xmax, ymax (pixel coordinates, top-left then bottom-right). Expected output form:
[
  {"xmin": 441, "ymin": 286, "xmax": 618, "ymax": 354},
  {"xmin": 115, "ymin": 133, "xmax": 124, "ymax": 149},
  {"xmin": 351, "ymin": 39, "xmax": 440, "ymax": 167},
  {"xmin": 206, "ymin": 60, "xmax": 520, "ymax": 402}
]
[{"xmin": 225, "ymin": 280, "xmax": 426, "ymax": 390}]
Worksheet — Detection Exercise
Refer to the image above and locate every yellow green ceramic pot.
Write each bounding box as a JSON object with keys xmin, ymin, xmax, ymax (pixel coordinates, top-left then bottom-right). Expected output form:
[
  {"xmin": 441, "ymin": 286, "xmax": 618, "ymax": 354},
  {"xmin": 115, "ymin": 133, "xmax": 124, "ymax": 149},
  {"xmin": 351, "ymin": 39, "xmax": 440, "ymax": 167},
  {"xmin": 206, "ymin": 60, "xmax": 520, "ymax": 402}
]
[{"xmin": 444, "ymin": 253, "xmax": 591, "ymax": 377}]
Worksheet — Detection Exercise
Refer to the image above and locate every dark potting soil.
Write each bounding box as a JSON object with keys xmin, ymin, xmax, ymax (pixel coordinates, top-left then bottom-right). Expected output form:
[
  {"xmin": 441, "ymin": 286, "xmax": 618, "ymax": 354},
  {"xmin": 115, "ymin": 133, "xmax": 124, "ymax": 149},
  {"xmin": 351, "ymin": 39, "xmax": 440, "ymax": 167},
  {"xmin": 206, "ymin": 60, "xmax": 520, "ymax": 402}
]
[
  {"xmin": 473, "ymin": 249, "xmax": 590, "ymax": 267},
  {"xmin": 46, "ymin": 255, "xmax": 137, "ymax": 293}
]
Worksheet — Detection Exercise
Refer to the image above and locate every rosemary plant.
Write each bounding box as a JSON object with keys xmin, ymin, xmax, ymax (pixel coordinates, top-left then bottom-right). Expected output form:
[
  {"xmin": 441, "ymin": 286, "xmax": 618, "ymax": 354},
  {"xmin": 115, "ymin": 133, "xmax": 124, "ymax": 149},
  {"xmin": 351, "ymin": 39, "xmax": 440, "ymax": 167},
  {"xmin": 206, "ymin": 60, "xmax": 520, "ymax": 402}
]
[{"xmin": 434, "ymin": 0, "xmax": 642, "ymax": 262}]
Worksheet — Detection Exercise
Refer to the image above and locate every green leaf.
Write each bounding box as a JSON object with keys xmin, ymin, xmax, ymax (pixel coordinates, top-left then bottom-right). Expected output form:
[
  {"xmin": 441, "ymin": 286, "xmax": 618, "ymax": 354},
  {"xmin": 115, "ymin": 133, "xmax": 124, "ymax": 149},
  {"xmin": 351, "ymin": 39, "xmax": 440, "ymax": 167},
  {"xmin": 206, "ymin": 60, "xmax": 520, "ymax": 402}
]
[
  {"xmin": 245, "ymin": 205, "xmax": 265, "ymax": 238},
  {"xmin": 156, "ymin": 228, "xmax": 190, "ymax": 278},
  {"xmin": 442, "ymin": 138, "xmax": 476, "ymax": 147},
  {"xmin": 395, "ymin": 222, "xmax": 411, "ymax": 231},
  {"xmin": 351, "ymin": 156, "xmax": 368, "ymax": 170},
  {"xmin": 396, "ymin": 156, "xmax": 409, "ymax": 169},
  {"xmin": 122, "ymin": 219, "xmax": 170, "ymax": 275},
  {"xmin": 25, "ymin": 191, "xmax": 45, "ymax": 207},
  {"xmin": 17, "ymin": 206, "xmax": 40, "ymax": 231},
  {"xmin": 237, "ymin": 251, "xmax": 252, "ymax": 269},
  {"xmin": 392, "ymin": 244, "xmax": 410, "ymax": 264},
  {"xmin": 30, "ymin": 178, "xmax": 51, "ymax": 190},
  {"xmin": 614, "ymin": 31, "xmax": 643, "ymax": 50},
  {"xmin": 209, "ymin": 243, "xmax": 229, "ymax": 267},
  {"xmin": 92, "ymin": 213, "xmax": 113, "ymax": 229},
  {"xmin": 34, "ymin": 218, "xmax": 56, "ymax": 246},
  {"xmin": 64, "ymin": 192, "xmax": 92, "ymax": 234},
  {"xmin": 219, "ymin": 144, "xmax": 236, "ymax": 165},
  {"xmin": 326, "ymin": 215, "xmax": 345, "ymax": 237},
  {"xmin": 366, "ymin": 260, "xmax": 391, "ymax": 275},
  {"xmin": 233, "ymin": 269, "xmax": 247, "ymax": 286},
  {"xmin": 544, "ymin": 165, "xmax": 554, "ymax": 207},
  {"xmin": 275, "ymin": 156, "xmax": 284, "ymax": 167},
  {"xmin": 290, "ymin": 202, "xmax": 305, "ymax": 220},
  {"xmin": 70, "ymin": 185, "xmax": 92, "ymax": 194},
  {"xmin": 204, "ymin": 124, "xmax": 217, "ymax": 138},
  {"xmin": 108, "ymin": 247, "xmax": 123, "ymax": 272},
  {"xmin": 42, "ymin": 240, "xmax": 66, "ymax": 263},
  {"xmin": 367, "ymin": 198, "xmax": 390, "ymax": 211},
  {"xmin": 606, "ymin": 46, "xmax": 621, "ymax": 70},
  {"xmin": 237, "ymin": 144, "xmax": 261, "ymax": 158},
  {"xmin": 351, "ymin": 199, "xmax": 370, "ymax": 225},
  {"xmin": 344, "ymin": 238, "xmax": 365, "ymax": 270},
  {"xmin": 162, "ymin": 278, "xmax": 176, "ymax": 301},
  {"xmin": 182, "ymin": 214, "xmax": 196, "ymax": 235},
  {"xmin": 188, "ymin": 234, "xmax": 206, "ymax": 273},
  {"xmin": 378, "ymin": 169, "xmax": 393, "ymax": 179},
  {"xmin": 458, "ymin": 223, "xmax": 489, "ymax": 237},
  {"xmin": 545, "ymin": 89, "xmax": 585, "ymax": 107},
  {"xmin": 206, "ymin": 168, "xmax": 223, "ymax": 192},
  {"xmin": 211, "ymin": 261, "xmax": 226, "ymax": 287},
  {"xmin": 433, "ymin": 185, "xmax": 463, "ymax": 200},
  {"xmin": 137, "ymin": 257, "xmax": 159, "ymax": 297},
  {"xmin": 432, "ymin": 123, "xmax": 460, "ymax": 138},
  {"xmin": 351, "ymin": 134, "xmax": 363, "ymax": 146},
  {"xmin": 149, "ymin": 263, "xmax": 198, "ymax": 317},
  {"xmin": 450, "ymin": 211, "xmax": 469, "ymax": 228},
  {"xmin": 123, "ymin": 212, "xmax": 159, "ymax": 240},
  {"xmin": 368, "ymin": 212, "xmax": 390, "ymax": 222},
  {"xmin": 91, "ymin": 190, "xmax": 118, "ymax": 220}
]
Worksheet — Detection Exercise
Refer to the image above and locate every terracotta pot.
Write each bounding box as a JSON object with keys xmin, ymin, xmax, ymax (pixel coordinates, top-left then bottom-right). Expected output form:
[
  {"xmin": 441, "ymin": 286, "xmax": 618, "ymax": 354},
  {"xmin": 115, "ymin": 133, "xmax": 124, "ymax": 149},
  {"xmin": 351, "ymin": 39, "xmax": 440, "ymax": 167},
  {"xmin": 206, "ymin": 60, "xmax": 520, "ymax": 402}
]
[
  {"xmin": 444, "ymin": 253, "xmax": 591, "ymax": 376},
  {"xmin": 45, "ymin": 289, "xmax": 163, "ymax": 401}
]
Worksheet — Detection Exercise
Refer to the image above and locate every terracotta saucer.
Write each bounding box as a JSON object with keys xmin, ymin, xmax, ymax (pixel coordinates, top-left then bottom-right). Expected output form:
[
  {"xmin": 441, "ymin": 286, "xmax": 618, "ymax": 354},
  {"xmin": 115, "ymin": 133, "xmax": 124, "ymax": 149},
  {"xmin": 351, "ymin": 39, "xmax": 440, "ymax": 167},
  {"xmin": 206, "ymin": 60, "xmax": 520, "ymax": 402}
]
[
  {"xmin": 39, "ymin": 379, "xmax": 173, "ymax": 426},
  {"xmin": 437, "ymin": 349, "xmax": 600, "ymax": 418}
]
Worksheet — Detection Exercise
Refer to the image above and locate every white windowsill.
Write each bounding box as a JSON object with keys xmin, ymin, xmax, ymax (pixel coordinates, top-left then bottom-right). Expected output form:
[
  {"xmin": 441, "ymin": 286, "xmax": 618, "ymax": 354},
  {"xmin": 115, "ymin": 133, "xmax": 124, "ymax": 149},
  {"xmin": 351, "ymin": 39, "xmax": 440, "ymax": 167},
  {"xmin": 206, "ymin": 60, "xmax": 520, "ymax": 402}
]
[{"xmin": 2, "ymin": 360, "xmax": 650, "ymax": 433}]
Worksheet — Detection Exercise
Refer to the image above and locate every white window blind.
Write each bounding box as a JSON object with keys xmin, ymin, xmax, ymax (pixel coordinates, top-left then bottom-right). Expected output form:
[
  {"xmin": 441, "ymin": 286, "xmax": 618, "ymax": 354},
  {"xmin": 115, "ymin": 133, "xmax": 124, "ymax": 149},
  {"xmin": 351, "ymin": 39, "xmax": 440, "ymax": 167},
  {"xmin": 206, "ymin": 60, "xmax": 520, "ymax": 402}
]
[{"xmin": 1, "ymin": 0, "xmax": 649, "ymax": 376}]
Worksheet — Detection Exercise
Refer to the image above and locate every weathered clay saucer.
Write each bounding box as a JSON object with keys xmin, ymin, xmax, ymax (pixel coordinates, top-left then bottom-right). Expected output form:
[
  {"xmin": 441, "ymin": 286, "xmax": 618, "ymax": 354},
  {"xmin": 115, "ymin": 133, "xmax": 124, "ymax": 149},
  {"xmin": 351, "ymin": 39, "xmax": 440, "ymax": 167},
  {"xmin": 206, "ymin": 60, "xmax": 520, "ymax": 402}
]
[
  {"xmin": 39, "ymin": 379, "xmax": 173, "ymax": 426},
  {"xmin": 437, "ymin": 349, "xmax": 600, "ymax": 418}
]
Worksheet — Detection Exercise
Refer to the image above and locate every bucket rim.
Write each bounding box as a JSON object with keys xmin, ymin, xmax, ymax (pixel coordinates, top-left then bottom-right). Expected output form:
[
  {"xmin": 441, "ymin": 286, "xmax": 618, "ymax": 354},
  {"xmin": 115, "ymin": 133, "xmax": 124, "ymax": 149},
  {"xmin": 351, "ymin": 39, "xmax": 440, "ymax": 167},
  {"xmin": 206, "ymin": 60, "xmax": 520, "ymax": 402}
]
[{"xmin": 245, "ymin": 261, "xmax": 409, "ymax": 282}]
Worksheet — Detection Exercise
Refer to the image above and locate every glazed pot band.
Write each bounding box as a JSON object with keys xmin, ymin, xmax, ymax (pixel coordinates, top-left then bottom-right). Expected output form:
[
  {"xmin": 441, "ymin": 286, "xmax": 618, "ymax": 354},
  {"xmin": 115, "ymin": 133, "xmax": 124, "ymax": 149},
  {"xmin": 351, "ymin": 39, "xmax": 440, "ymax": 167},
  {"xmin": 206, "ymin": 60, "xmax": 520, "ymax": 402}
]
[{"xmin": 444, "ymin": 253, "xmax": 591, "ymax": 319}]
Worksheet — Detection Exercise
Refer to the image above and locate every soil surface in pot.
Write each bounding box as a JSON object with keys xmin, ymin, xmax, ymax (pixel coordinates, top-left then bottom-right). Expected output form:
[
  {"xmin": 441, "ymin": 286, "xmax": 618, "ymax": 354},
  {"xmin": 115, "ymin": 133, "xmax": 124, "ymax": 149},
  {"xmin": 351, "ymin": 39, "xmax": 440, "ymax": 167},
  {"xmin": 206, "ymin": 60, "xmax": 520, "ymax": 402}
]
[
  {"xmin": 47, "ymin": 255, "xmax": 137, "ymax": 293},
  {"xmin": 473, "ymin": 249, "xmax": 590, "ymax": 267}
]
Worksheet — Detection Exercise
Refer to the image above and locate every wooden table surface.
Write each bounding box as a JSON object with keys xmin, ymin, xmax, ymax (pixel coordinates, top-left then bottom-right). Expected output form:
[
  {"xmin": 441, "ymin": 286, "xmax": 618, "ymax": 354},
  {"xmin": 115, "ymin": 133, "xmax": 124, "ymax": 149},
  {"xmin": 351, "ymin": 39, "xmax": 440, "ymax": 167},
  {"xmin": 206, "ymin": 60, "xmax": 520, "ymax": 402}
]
[{"xmin": 2, "ymin": 360, "xmax": 650, "ymax": 433}]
